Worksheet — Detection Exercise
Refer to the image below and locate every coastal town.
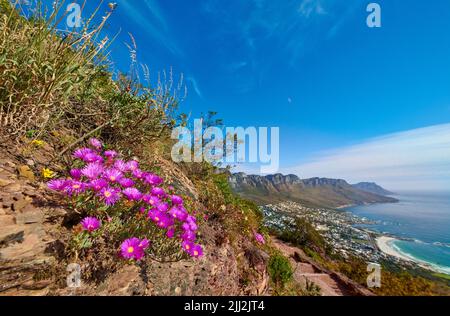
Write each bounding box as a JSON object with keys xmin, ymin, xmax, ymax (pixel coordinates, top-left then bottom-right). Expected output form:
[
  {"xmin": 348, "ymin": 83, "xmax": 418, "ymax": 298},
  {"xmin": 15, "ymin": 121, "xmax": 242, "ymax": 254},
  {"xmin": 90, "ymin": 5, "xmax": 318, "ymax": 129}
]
[{"xmin": 261, "ymin": 201, "xmax": 411, "ymax": 265}]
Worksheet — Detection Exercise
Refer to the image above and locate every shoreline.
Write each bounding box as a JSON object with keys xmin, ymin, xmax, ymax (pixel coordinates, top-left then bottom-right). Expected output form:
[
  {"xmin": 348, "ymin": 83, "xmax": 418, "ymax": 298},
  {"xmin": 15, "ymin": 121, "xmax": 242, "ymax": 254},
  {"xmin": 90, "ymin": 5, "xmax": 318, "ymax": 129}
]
[{"xmin": 376, "ymin": 236, "xmax": 450, "ymax": 275}]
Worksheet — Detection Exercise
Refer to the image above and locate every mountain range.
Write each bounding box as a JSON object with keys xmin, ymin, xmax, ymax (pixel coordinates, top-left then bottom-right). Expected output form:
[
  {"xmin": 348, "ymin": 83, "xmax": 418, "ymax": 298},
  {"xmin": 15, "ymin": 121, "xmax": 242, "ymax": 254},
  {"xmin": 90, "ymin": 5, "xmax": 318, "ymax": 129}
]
[{"xmin": 229, "ymin": 173, "xmax": 398, "ymax": 208}]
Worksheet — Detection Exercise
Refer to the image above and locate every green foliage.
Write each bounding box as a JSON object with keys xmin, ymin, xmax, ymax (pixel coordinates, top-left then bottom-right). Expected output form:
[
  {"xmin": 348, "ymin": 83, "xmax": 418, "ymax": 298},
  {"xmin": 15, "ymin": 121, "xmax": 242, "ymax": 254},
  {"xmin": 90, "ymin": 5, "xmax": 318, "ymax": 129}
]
[
  {"xmin": 268, "ymin": 253, "xmax": 293, "ymax": 288},
  {"xmin": 0, "ymin": 0, "xmax": 184, "ymax": 152},
  {"xmin": 279, "ymin": 218, "xmax": 326, "ymax": 253}
]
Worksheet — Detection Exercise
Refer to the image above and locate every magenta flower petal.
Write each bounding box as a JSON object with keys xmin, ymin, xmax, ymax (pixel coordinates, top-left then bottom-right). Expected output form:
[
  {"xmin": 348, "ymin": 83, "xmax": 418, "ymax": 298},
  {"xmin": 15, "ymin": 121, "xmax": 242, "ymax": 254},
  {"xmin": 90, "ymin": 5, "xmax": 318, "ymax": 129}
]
[
  {"xmin": 144, "ymin": 173, "xmax": 163, "ymax": 186},
  {"xmin": 98, "ymin": 187, "xmax": 121, "ymax": 206},
  {"xmin": 81, "ymin": 162, "xmax": 104, "ymax": 179},
  {"xmin": 70, "ymin": 169, "xmax": 82, "ymax": 180},
  {"xmin": 47, "ymin": 179, "xmax": 68, "ymax": 191},
  {"xmin": 171, "ymin": 195, "xmax": 183, "ymax": 205},
  {"xmin": 122, "ymin": 188, "xmax": 142, "ymax": 201},
  {"xmin": 81, "ymin": 217, "xmax": 101, "ymax": 232},
  {"xmin": 89, "ymin": 138, "xmax": 103, "ymax": 149},
  {"xmin": 104, "ymin": 150, "xmax": 118, "ymax": 159}
]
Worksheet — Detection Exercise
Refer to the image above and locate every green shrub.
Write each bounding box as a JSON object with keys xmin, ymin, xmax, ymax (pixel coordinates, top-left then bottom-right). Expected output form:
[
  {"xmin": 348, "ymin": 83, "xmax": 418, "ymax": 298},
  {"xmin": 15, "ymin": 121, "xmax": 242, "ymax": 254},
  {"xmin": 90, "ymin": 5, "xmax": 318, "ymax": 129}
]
[{"xmin": 268, "ymin": 253, "xmax": 293, "ymax": 287}]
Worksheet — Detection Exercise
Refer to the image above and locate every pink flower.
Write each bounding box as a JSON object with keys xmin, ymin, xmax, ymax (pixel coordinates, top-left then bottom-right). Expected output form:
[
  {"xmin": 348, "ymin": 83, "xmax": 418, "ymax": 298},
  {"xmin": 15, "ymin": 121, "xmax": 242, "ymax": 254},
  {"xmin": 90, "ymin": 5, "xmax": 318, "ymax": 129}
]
[
  {"xmin": 99, "ymin": 187, "xmax": 121, "ymax": 206},
  {"xmin": 157, "ymin": 202, "xmax": 169, "ymax": 213},
  {"xmin": 73, "ymin": 148, "xmax": 94, "ymax": 160},
  {"xmin": 81, "ymin": 162, "xmax": 104, "ymax": 179},
  {"xmin": 104, "ymin": 168, "xmax": 123, "ymax": 183},
  {"xmin": 81, "ymin": 217, "xmax": 101, "ymax": 232},
  {"xmin": 83, "ymin": 153, "xmax": 104, "ymax": 164},
  {"xmin": 120, "ymin": 238, "xmax": 146, "ymax": 261},
  {"xmin": 118, "ymin": 177, "xmax": 134, "ymax": 188},
  {"xmin": 151, "ymin": 187, "xmax": 166, "ymax": 197},
  {"xmin": 168, "ymin": 207, "xmax": 188, "ymax": 221},
  {"xmin": 132, "ymin": 169, "xmax": 144, "ymax": 179},
  {"xmin": 182, "ymin": 241, "xmax": 195, "ymax": 253},
  {"xmin": 166, "ymin": 228, "xmax": 175, "ymax": 239},
  {"xmin": 254, "ymin": 232, "xmax": 265, "ymax": 245},
  {"xmin": 144, "ymin": 173, "xmax": 163, "ymax": 186},
  {"xmin": 89, "ymin": 178, "xmax": 108, "ymax": 191},
  {"xmin": 70, "ymin": 169, "xmax": 82, "ymax": 180},
  {"xmin": 142, "ymin": 194, "xmax": 160, "ymax": 206},
  {"xmin": 89, "ymin": 138, "xmax": 103, "ymax": 149},
  {"xmin": 126, "ymin": 160, "xmax": 139, "ymax": 172},
  {"xmin": 122, "ymin": 188, "xmax": 142, "ymax": 201},
  {"xmin": 64, "ymin": 180, "xmax": 87, "ymax": 196},
  {"xmin": 104, "ymin": 150, "xmax": 118, "ymax": 159},
  {"xmin": 114, "ymin": 159, "xmax": 128, "ymax": 172},
  {"xmin": 190, "ymin": 244, "xmax": 204, "ymax": 258},
  {"xmin": 47, "ymin": 179, "xmax": 68, "ymax": 191},
  {"xmin": 181, "ymin": 230, "xmax": 196, "ymax": 242},
  {"xmin": 138, "ymin": 239, "xmax": 150, "ymax": 250},
  {"xmin": 171, "ymin": 195, "xmax": 183, "ymax": 205}
]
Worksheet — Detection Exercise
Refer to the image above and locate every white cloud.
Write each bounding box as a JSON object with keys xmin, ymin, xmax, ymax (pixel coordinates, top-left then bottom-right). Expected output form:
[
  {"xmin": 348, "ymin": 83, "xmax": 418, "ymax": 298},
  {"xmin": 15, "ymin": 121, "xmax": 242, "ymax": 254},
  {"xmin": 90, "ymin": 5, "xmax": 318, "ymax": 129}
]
[
  {"xmin": 286, "ymin": 124, "xmax": 450, "ymax": 191},
  {"xmin": 298, "ymin": 0, "xmax": 327, "ymax": 18},
  {"xmin": 187, "ymin": 77, "xmax": 203, "ymax": 98},
  {"xmin": 119, "ymin": 0, "xmax": 183, "ymax": 57}
]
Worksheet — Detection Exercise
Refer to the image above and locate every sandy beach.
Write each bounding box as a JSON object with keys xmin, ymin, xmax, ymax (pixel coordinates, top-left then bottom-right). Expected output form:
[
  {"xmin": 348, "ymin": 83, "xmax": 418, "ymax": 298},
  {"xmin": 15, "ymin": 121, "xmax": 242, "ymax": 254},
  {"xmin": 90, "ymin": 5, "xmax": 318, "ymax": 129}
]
[{"xmin": 376, "ymin": 236, "xmax": 413, "ymax": 262}]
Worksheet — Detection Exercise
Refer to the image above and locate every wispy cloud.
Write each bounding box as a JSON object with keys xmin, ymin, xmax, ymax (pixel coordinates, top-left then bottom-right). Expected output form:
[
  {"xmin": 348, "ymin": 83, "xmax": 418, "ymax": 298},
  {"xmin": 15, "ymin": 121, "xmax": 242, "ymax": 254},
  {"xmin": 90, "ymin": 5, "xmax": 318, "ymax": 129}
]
[
  {"xmin": 298, "ymin": 0, "xmax": 327, "ymax": 18},
  {"xmin": 286, "ymin": 124, "xmax": 450, "ymax": 190},
  {"xmin": 118, "ymin": 0, "xmax": 183, "ymax": 57},
  {"xmin": 187, "ymin": 77, "xmax": 203, "ymax": 98}
]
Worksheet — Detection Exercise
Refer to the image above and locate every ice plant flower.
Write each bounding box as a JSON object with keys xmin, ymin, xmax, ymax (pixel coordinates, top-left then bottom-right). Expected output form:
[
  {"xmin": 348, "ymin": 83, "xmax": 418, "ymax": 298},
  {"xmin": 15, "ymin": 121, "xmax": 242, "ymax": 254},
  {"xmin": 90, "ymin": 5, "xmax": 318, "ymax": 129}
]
[
  {"xmin": 151, "ymin": 187, "xmax": 166, "ymax": 197},
  {"xmin": 104, "ymin": 168, "xmax": 123, "ymax": 183},
  {"xmin": 65, "ymin": 180, "xmax": 87, "ymax": 196},
  {"xmin": 144, "ymin": 173, "xmax": 163, "ymax": 186},
  {"xmin": 126, "ymin": 160, "xmax": 139, "ymax": 172},
  {"xmin": 171, "ymin": 195, "xmax": 183, "ymax": 205},
  {"xmin": 190, "ymin": 244, "xmax": 204, "ymax": 258},
  {"xmin": 254, "ymin": 232, "xmax": 265, "ymax": 245},
  {"xmin": 104, "ymin": 150, "xmax": 118, "ymax": 159},
  {"xmin": 120, "ymin": 238, "xmax": 146, "ymax": 260},
  {"xmin": 89, "ymin": 138, "xmax": 103, "ymax": 149},
  {"xmin": 81, "ymin": 217, "xmax": 101, "ymax": 232},
  {"xmin": 73, "ymin": 148, "xmax": 94, "ymax": 160},
  {"xmin": 156, "ymin": 202, "xmax": 169, "ymax": 213},
  {"xmin": 142, "ymin": 194, "xmax": 160, "ymax": 207},
  {"xmin": 118, "ymin": 177, "xmax": 134, "ymax": 188},
  {"xmin": 99, "ymin": 187, "xmax": 121, "ymax": 206},
  {"xmin": 81, "ymin": 163, "xmax": 104, "ymax": 179},
  {"xmin": 47, "ymin": 179, "xmax": 68, "ymax": 191},
  {"xmin": 83, "ymin": 153, "xmax": 104, "ymax": 164},
  {"xmin": 182, "ymin": 241, "xmax": 195, "ymax": 253},
  {"xmin": 122, "ymin": 188, "xmax": 142, "ymax": 201},
  {"xmin": 131, "ymin": 169, "xmax": 144, "ymax": 179},
  {"xmin": 114, "ymin": 159, "xmax": 128, "ymax": 172},
  {"xmin": 89, "ymin": 178, "xmax": 108, "ymax": 191},
  {"xmin": 70, "ymin": 169, "xmax": 82, "ymax": 180}
]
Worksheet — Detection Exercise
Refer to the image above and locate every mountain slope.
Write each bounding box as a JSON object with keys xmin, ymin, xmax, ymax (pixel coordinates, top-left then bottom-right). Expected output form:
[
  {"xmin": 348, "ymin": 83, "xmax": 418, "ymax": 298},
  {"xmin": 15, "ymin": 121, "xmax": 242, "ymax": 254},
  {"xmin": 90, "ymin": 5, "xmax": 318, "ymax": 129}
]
[
  {"xmin": 229, "ymin": 173, "xmax": 398, "ymax": 208},
  {"xmin": 352, "ymin": 182, "xmax": 394, "ymax": 196}
]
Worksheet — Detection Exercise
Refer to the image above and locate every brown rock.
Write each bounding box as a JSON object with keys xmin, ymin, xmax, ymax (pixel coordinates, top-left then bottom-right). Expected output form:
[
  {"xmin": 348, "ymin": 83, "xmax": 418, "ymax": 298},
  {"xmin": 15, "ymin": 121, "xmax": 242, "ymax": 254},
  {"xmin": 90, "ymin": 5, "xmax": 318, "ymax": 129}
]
[{"xmin": 18, "ymin": 166, "xmax": 35, "ymax": 182}]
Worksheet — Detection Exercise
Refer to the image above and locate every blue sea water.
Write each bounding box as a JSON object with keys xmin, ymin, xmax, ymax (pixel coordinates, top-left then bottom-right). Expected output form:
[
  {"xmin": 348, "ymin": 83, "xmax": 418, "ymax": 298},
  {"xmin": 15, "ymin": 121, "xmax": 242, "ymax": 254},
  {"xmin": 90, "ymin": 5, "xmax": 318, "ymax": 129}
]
[{"xmin": 345, "ymin": 191, "xmax": 450, "ymax": 274}]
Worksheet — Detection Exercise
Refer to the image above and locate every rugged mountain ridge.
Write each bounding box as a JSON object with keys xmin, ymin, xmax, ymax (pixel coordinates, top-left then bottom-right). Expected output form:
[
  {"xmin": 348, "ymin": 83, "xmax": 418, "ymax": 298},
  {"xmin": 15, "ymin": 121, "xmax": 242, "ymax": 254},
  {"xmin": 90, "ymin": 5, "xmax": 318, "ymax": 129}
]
[
  {"xmin": 352, "ymin": 182, "xmax": 394, "ymax": 196},
  {"xmin": 229, "ymin": 173, "xmax": 398, "ymax": 208}
]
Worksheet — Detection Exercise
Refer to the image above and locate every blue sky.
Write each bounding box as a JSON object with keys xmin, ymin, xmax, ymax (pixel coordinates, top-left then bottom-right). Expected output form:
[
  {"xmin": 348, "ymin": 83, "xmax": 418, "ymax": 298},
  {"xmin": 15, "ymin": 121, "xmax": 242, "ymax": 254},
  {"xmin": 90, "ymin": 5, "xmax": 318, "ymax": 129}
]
[{"xmin": 35, "ymin": 0, "xmax": 450, "ymax": 189}]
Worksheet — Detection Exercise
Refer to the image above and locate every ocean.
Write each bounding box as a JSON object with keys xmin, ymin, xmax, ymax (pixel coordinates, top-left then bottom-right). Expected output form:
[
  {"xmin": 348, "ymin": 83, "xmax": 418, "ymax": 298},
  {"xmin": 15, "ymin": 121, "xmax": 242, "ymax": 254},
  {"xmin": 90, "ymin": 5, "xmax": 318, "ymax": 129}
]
[{"xmin": 345, "ymin": 191, "xmax": 450, "ymax": 275}]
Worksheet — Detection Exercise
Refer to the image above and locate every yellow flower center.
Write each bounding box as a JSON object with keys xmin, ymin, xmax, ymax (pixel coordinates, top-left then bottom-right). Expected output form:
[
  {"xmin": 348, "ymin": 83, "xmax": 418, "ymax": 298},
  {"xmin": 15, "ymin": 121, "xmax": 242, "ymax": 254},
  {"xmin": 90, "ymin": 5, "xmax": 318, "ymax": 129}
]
[
  {"xmin": 110, "ymin": 176, "xmax": 116, "ymax": 181},
  {"xmin": 185, "ymin": 244, "xmax": 190, "ymax": 250},
  {"xmin": 155, "ymin": 217, "xmax": 160, "ymax": 222},
  {"xmin": 193, "ymin": 250, "xmax": 199, "ymax": 256},
  {"xmin": 127, "ymin": 247, "xmax": 134, "ymax": 253},
  {"xmin": 104, "ymin": 191, "xmax": 112, "ymax": 198},
  {"xmin": 73, "ymin": 184, "xmax": 81, "ymax": 189}
]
